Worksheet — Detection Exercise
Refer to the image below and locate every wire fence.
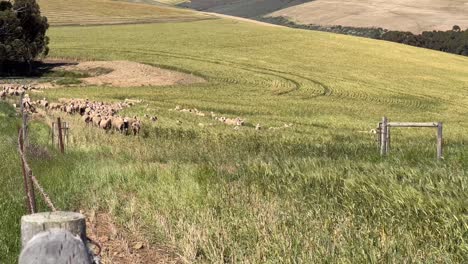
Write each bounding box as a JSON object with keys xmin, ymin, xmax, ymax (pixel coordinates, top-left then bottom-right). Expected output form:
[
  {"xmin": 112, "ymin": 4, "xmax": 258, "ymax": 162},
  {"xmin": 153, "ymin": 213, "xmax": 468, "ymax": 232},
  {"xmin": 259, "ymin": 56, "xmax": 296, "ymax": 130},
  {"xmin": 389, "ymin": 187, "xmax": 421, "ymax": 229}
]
[
  {"xmin": 13, "ymin": 92, "xmax": 102, "ymax": 262},
  {"xmin": 17, "ymin": 112, "xmax": 58, "ymax": 213}
]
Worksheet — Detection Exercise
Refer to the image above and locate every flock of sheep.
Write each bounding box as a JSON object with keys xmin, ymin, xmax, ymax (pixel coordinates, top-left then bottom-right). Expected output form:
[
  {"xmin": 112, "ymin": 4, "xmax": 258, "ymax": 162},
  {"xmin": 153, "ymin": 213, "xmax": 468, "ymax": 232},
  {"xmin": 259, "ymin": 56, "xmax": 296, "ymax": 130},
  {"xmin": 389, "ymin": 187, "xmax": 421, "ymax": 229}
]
[
  {"xmin": 172, "ymin": 105, "xmax": 293, "ymax": 131},
  {"xmin": 1, "ymin": 85, "xmax": 146, "ymax": 136},
  {"xmin": 172, "ymin": 105, "xmax": 253, "ymax": 130},
  {"xmin": 2, "ymin": 84, "xmax": 294, "ymax": 137},
  {"xmin": 56, "ymin": 98, "xmax": 144, "ymax": 135}
]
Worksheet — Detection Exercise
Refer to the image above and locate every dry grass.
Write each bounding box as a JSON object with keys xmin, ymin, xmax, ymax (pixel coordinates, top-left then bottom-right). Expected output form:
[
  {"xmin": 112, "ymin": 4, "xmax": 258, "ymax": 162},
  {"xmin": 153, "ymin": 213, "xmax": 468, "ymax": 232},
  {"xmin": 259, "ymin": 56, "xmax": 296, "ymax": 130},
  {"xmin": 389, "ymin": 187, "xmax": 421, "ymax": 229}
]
[
  {"xmin": 269, "ymin": 0, "xmax": 468, "ymax": 32},
  {"xmin": 37, "ymin": 0, "xmax": 211, "ymax": 26}
]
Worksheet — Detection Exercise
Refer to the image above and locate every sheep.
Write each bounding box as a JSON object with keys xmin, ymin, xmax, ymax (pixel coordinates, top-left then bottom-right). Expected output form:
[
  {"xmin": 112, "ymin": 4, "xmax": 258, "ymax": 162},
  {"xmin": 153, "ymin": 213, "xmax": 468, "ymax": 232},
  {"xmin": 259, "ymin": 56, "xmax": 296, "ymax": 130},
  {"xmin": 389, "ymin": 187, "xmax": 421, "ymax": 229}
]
[
  {"xmin": 82, "ymin": 114, "xmax": 92, "ymax": 126},
  {"xmin": 224, "ymin": 117, "xmax": 244, "ymax": 126},
  {"xmin": 48, "ymin": 103, "xmax": 61, "ymax": 110},
  {"xmin": 99, "ymin": 117, "xmax": 112, "ymax": 131},
  {"xmin": 217, "ymin": 116, "xmax": 227, "ymax": 123},
  {"xmin": 111, "ymin": 116, "xmax": 125, "ymax": 134},
  {"xmin": 39, "ymin": 98, "xmax": 49, "ymax": 108},
  {"xmin": 131, "ymin": 119, "xmax": 141, "ymax": 136},
  {"xmin": 150, "ymin": 116, "xmax": 158, "ymax": 122},
  {"xmin": 65, "ymin": 104, "xmax": 74, "ymax": 115},
  {"xmin": 92, "ymin": 114, "xmax": 102, "ymax": 127},
  {"xmin": 255, "ymin": 124, "xmax": 261, "ymax": 130}
]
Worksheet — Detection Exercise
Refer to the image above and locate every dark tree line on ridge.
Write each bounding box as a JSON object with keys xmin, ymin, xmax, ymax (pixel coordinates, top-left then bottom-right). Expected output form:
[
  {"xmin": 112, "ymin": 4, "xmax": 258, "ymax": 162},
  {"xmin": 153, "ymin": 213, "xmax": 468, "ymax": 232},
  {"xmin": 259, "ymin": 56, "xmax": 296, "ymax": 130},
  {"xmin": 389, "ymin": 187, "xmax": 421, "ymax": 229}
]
[
  {"xmin": 262, "ymin": 17, "xmax": 468, "ymax": 56},
  {"xmin": 0, "ymin": 0, "xmax": 49, "ymax": 75}
]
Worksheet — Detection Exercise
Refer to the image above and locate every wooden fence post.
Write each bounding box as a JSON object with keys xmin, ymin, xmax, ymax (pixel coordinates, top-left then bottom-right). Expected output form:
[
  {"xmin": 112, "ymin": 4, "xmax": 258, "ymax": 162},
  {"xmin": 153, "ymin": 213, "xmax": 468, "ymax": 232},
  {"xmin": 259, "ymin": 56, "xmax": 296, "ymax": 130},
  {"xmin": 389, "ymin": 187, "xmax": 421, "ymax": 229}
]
[
  {"xmin": 19, "ymin": 212, "xmax": 92, "ymax": 264},
  {"xmin": 57, "ymin": 117, "xmax": 65, "ymax": 154},
  {"xmin": 380, "ymin": 117, "xmax": 388, "ymax": 156},
  {"xmin": 19, "ymin": 130, "xmax": 33, "ymax": 214},
  {"xmin": 386, "ymin": 124, "xmax": 391, "ymax": 153},
  {"xmin": 51, "ymin": 122, "xmax": 55, "ymax": 146},
  {"xmin": 377, "ymin": 122, "xmax": 382, "ymax": 149},
  {"xmin": 437, "ymin": 122, "xmax": 443, "ymax": 160},
  {"xmin": 27, "ymin": 170, "xmax": 37, "ymax": 214},
  {"xmin": 20, "ymin": 94, "xmax": 28, "ymax": 148}
]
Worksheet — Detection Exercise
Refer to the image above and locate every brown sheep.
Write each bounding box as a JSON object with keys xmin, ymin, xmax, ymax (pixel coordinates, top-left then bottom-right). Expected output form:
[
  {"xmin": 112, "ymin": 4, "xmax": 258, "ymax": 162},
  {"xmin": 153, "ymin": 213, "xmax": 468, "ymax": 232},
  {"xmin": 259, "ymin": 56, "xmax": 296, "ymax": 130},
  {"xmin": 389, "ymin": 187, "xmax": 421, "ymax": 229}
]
[
  {"xmin": 112, "ymin": 117, "xmax": 125, "ymax": 133},
  {"xmin": 92, "ymin": 115, "xmax": 102, "ymax": 127},
  {"xmin": 82, "ymin": 114, "xmax": 92, "ymax": 126},
  {"xmin": 99, "ymin": 117, "xmax": 112, "ymax": 131},
  {"xmin": 131, "ymin": 119, "xmax": 141, "ymax": 136}
]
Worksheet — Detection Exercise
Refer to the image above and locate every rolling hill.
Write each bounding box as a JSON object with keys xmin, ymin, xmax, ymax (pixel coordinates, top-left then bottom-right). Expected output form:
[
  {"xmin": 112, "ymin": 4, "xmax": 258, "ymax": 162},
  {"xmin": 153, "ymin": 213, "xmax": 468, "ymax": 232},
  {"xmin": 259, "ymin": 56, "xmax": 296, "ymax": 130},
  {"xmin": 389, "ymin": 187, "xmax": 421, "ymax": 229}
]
[
  {"xmin": 1, "ymin": 0, "xmax": 468, "ymax": 263},
  {"xmin": 177, "ymin": 0, "xmax": 468, "ymax": 32},
  {"xmin": 36, "ymin": 0, "xmax": 210, "ymax": 26},
  {"xmin": 270, "ymin": 0, "xmax": 468, "ymax": 32},
  {"xmin": 179, "ymin": 0, "xmax": 311, "ymax": 18}
]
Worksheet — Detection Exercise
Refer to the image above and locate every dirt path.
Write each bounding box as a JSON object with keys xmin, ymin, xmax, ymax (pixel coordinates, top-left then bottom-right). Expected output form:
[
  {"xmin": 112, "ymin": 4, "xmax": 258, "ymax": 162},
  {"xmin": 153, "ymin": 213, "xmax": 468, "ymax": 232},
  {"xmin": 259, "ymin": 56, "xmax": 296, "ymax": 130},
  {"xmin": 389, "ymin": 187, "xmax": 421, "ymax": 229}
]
[{"xmin": 86, "ymin": 211, "xmax": 182, "ymax": 264}]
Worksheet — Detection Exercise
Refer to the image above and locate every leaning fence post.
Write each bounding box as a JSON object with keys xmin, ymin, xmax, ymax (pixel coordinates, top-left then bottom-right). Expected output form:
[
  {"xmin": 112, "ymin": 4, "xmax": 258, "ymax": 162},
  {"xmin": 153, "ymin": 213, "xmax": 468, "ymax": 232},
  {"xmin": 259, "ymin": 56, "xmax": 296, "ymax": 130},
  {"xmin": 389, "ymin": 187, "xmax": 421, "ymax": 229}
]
[
  {"xmin": 19, "ymin": 129, "xmax": 33, "ymax": 214},
  {"xmin": 51, "ymin": 122, "xmax": 55, "ymax": 146},
  {"xmin": 380, "ymin": 117, "xmax": 388, "ymax": 156},
  {"xmin": 57, "ymin": 117, "xmax": 64, "ymax": 154},
  {"xmin": 20, "ymin": 94, "xmax": 28, "ymax": 148},
  {"xmin": 437, "ymin": 122, "xmax": 443, "ymax": 160},
  {"xmin": 27, "ymin": 170, "xmax": 37, "ymax": 214}
]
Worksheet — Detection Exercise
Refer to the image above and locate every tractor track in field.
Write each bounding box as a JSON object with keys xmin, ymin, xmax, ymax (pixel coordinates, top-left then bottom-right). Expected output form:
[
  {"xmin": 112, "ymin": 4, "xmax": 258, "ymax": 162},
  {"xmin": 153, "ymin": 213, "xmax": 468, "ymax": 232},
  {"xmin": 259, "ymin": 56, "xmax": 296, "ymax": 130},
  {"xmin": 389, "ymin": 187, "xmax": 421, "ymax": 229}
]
[
  {"xmin": 54, "ymin": 46, "xmax": 331, "ymax": 97},
  {"xmin": 53, "ymin": 47, "xmax": 438, "ymax": 109}
]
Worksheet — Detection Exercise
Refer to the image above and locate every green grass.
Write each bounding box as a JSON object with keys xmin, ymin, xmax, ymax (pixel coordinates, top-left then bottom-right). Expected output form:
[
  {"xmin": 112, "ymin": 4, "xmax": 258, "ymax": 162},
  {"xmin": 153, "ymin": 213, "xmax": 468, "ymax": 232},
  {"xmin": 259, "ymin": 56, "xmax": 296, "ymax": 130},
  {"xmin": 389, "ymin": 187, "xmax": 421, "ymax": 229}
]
[{"xmin": 1, "ymin": 18, "xmax": 468, "ymax": 263}]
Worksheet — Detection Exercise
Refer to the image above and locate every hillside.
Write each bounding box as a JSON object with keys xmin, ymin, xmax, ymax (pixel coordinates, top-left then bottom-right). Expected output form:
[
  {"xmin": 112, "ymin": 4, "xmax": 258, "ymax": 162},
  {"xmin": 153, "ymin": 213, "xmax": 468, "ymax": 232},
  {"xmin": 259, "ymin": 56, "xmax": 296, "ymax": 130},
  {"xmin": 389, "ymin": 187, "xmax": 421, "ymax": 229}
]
[
  {"xmin": 177, "ymin": 0, "xmax": 468, "ymax": 32},
  {"xmin": 179, "ymin": 0, "xmax": 311, "ymax": 18},
  {"xmin": 1, "ymin": 0, "xmax": 468, "ymax": 263},
  {"xmin": 36, "ymin": 0, "xmax": 210, "ymax": 25},
  {"xmin": 270, "ymin": 0, "xmax": 468, "ymax": 32}
]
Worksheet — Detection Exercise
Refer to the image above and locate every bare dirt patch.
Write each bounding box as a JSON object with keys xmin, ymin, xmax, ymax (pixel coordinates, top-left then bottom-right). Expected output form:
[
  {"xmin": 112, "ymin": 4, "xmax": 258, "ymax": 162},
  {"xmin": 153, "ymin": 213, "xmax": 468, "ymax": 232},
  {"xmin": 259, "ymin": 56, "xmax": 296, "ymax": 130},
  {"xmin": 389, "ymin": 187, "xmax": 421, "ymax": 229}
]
[
  {"xmin": 86, "ymin": 211, "xmax": 181, "ymax": 264},
  {"xmin": 56, "ymin": 60, "xmax": 205, "ymax": 87}
]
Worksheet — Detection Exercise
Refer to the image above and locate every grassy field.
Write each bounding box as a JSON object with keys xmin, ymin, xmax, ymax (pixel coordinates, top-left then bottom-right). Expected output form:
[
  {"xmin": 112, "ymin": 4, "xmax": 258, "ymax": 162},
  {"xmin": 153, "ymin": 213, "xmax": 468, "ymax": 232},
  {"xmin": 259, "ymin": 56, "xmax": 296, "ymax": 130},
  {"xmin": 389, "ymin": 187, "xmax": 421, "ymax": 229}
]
[
  {"xmin": 36, "ymin": 0, "xmax": 210, "ymax": 25},
  {"xmin": 1, "ymin": 9, "xmax": 468, "ymax": 264}
]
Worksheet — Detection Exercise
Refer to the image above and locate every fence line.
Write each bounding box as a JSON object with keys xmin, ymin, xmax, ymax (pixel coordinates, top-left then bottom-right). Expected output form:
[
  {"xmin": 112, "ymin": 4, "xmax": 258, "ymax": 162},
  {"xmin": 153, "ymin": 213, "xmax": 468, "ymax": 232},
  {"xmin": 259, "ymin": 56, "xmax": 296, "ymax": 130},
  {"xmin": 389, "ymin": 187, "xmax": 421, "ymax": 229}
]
[
  {"xmin": 18, "ymin": 127, "xmax": 58, "ymax": 212},
  {"xmin": 18, "ymin": 95, "xmax": 59, "ymax": 213}
]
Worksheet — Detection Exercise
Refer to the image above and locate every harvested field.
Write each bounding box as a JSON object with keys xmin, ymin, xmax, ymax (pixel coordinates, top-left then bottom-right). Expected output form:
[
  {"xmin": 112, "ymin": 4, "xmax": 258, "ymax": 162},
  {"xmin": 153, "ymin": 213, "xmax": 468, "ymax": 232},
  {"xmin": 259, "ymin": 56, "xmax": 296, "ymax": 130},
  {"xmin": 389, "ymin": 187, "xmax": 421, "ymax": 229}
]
[
  {"xmin": 37, "ymin": 0, "xmax": 211, "ymax": 26},
  {"xmin": 269, "ymin": 0, "xmax": 468, "ymax": 32},
  {"xmin": 56, "ymin": 61, "xmax": 205, "ymax": 87}
]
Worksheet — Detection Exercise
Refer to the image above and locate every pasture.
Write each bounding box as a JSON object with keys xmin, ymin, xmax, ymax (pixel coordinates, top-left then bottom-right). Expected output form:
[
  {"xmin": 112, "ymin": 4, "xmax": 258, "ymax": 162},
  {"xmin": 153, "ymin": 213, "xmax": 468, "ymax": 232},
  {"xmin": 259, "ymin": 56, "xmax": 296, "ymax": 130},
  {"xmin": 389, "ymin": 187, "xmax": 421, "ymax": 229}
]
[{"xmin": 1, "ymin": 5, "xmax": 468, "ymax": 263}]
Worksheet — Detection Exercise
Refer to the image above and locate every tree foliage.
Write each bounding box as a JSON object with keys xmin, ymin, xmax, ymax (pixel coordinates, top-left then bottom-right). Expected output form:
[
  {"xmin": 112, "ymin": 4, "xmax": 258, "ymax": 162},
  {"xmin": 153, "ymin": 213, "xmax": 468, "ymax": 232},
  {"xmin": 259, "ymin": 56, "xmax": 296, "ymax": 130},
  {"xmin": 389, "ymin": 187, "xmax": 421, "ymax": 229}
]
[
  {"xmin": 262, "ymin": 16, "xmax": 468, "ymax": 57},
  {"xmin": 0, "ymin": 0, "xmax": 49, "ymax": 74}
]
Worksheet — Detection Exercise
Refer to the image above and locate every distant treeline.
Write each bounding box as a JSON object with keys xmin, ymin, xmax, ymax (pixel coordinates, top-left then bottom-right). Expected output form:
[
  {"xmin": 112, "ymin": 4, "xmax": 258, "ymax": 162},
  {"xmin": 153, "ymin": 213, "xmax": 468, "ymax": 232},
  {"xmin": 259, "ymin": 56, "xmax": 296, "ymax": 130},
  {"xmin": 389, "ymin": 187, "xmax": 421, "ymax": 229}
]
[{"xmin": 261, "ymin": 17, "xmax": 468, "ymax": 56}]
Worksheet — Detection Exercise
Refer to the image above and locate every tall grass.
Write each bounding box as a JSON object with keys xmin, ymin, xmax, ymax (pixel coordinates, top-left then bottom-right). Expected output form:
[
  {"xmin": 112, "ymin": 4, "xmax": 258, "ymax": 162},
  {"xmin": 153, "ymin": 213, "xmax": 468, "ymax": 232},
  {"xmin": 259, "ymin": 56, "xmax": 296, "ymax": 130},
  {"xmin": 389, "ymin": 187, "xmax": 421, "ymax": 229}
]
[{"xmin": 1, "ymin": 19, "xmax": 468, "ymax": 262}]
